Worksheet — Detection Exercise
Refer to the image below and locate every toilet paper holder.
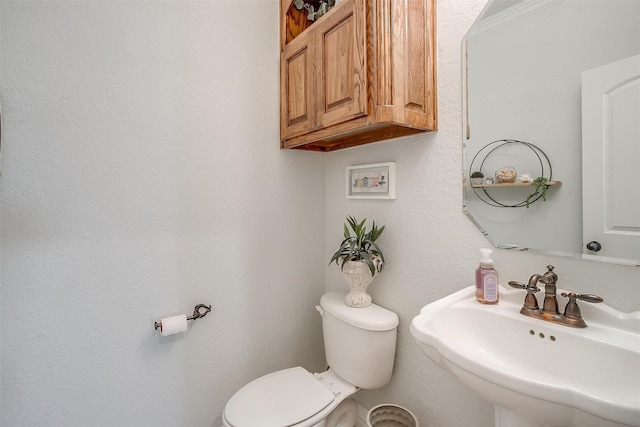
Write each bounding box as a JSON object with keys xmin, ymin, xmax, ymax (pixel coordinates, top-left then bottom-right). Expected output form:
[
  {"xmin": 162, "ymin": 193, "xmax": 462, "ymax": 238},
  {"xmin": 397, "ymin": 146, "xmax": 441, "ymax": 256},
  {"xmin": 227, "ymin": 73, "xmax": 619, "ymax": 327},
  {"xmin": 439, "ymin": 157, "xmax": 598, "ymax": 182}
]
[{"xmin": 154, "ymin": 303, "xmax": 212, "ymax": 331}]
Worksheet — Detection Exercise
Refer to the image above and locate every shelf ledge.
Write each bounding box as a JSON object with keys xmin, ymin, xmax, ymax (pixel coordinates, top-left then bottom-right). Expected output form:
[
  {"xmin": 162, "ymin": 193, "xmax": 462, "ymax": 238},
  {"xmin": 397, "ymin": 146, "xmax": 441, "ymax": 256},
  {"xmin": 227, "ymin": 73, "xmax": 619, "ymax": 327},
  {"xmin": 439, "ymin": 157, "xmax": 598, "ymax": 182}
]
[{"xmin": 470, "ymin": 180, "xmax": 562, "ymax": 188}]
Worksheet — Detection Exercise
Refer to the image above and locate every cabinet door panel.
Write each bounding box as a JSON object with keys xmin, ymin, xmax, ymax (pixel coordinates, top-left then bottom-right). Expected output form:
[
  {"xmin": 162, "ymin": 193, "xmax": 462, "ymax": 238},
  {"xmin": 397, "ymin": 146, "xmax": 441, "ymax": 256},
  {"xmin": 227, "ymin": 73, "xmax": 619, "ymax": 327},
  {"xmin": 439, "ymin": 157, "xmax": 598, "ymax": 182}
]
[
  {"xmin": 401, "ymin": 0, "xmax": 437, "ymax": 128},
  {"xmin": 316, "ymin": 0, "xmax": 366, "ymax": 128},
  {"xmin": 281, "ymin": 37, "xmax": 314, "ymax": 138},
  {"xmin": 404, "ymin": 0, "xmax": 427, "ymax": 113}
]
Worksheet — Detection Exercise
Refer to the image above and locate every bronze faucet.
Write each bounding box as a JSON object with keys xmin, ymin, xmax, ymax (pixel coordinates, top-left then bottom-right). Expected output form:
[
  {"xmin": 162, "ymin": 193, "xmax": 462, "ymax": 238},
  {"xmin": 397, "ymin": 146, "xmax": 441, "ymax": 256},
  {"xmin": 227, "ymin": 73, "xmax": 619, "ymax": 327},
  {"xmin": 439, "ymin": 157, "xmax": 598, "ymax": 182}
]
[{"xmin": 508, "ymin": 265, "xmax": 603, "ymax": 328}]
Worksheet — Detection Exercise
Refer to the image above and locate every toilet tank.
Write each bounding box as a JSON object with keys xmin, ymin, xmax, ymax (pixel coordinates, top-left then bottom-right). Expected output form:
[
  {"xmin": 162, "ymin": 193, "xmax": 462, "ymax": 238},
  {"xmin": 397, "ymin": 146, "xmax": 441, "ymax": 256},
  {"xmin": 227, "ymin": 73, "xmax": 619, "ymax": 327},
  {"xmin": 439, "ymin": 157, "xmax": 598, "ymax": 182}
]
[{"xmin": 318, "ymin": 292, "xmax": 399, "ymax": 390}]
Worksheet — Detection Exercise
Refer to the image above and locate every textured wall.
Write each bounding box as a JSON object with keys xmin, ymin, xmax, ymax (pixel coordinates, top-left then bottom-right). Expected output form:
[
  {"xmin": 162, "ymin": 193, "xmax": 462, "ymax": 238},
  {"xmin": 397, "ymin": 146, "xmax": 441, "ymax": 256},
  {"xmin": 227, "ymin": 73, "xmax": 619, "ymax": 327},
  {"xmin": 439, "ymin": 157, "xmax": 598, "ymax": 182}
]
[
  {"xmin": 324, "ymin": 1, "xmax": 640, "ymax": 426},
  {"xmin": 0, "ymin": 1, "xmax": 327, "ymax": 425},
  {"xmin": 2, "ymin": 1, "xmax": 639, "ymax": 427}
]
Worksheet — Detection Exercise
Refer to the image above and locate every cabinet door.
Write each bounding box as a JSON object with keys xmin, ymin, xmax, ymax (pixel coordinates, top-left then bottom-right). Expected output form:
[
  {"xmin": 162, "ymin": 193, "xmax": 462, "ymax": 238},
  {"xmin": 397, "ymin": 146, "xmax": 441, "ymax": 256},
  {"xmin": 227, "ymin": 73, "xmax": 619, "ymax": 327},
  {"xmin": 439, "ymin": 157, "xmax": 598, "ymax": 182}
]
[
  {"xmin": 281, "ymin": 33, "xmax": 314, "ymax": 139},
  {"xmin": 399, "ymin": 0, "xmax": 437, "ymax": 129},
  {"xmin": 315, "ymin": 0, "xmax": 367, "ymax": 129},
  {"xmin": 373, "ymin": 0, "xmax": 437, "ymax": 130}
]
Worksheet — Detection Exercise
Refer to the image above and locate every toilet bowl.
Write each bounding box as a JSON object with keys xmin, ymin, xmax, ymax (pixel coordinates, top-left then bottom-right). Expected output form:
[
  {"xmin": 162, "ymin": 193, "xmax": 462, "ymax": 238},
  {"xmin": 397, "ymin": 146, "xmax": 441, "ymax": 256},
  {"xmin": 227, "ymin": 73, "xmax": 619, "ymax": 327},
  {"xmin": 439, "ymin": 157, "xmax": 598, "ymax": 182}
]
[
  {"xmin": 222, "ymin": 292, "xmax": 399, "ymax": 427},
  {"xmin": 222, "ymin": 367, "xmax": 358, "ymax": 427},
  {"xmin": 325, "ymin": 398, "xmax": 357, "ymax": 427}
]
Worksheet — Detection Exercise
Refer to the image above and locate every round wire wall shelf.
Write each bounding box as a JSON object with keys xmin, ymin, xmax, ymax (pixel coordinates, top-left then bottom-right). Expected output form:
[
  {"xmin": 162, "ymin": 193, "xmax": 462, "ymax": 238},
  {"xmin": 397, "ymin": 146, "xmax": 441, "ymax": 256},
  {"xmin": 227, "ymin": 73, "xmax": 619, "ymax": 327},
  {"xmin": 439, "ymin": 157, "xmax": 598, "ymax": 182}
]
[{"xmin": 468, "ymin": 139, "xmax": 557, "ymax": 208}]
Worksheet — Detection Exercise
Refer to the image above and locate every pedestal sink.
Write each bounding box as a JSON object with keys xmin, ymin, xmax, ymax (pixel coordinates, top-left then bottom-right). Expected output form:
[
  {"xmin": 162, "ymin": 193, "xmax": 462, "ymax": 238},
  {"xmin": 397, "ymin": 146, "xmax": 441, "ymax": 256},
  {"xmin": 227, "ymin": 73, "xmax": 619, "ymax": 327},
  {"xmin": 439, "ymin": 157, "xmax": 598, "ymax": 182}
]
[{"xmin": 410, "ymin": 286, "xmax": 640, "ymax": 427}]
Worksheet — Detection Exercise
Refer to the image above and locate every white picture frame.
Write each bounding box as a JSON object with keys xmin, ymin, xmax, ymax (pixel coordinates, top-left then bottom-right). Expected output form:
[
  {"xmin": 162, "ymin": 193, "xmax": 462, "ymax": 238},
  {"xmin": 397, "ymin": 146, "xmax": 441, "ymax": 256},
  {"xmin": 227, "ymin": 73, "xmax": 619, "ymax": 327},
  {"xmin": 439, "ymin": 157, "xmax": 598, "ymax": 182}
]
[{"xmin": 346, "ymin": 162, "xmax": 396, "ymax": 199}]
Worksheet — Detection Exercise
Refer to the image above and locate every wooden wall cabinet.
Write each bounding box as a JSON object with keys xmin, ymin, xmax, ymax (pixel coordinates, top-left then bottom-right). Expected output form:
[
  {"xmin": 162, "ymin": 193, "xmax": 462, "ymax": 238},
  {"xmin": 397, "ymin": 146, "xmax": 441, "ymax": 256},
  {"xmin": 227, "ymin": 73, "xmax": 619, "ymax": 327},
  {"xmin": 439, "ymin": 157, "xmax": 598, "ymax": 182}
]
[{"xmin": 280, "ymin": 0, "xmax": 437, "ymax": 151}]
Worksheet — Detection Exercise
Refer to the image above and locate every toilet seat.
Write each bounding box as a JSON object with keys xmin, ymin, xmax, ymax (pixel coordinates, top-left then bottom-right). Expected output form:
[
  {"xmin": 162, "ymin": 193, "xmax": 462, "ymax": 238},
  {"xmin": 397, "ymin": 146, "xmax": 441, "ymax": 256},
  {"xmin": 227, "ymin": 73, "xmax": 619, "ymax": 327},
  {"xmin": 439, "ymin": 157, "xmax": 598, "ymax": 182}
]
[{"xmin": 223, "ymin": 367, "xmax": 358, "ymax": 427}]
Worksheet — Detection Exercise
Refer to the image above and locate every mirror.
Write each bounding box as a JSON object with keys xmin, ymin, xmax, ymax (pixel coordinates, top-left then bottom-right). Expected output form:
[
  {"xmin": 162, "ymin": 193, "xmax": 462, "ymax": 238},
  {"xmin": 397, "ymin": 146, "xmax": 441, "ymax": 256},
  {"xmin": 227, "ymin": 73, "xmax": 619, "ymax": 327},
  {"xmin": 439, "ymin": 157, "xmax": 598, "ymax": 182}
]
[{"xmin": 463, "ymin": 0, "xmax": 640, "ymax": 266}]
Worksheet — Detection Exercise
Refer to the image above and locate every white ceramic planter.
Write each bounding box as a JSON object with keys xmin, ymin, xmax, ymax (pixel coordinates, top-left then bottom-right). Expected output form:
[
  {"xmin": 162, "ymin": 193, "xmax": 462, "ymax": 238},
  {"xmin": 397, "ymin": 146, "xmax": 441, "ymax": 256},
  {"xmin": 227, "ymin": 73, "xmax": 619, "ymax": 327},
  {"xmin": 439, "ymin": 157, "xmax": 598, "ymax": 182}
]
[{"xmin": 341, "ymin": 258, "xmax": 381, "ymax": 307}]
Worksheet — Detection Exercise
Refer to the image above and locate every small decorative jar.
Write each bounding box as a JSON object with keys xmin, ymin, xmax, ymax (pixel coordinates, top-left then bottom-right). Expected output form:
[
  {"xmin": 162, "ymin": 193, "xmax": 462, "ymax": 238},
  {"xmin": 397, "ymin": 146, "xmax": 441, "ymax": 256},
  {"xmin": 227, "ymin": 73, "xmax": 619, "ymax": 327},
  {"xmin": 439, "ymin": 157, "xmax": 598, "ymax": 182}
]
[{"xmin": 495, "ymin": 166, "xmax": 517, "ymax": 183}]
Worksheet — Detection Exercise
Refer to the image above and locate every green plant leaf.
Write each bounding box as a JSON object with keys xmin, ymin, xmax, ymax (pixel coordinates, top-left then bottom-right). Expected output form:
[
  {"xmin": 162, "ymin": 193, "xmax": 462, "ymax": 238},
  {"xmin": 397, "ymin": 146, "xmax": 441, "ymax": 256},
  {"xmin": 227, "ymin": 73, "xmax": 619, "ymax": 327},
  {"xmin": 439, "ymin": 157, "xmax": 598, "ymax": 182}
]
[
  {"xmin": 360, "ymin": 252, "xmax": 376, "ymax": 275},
  {"xmin": 330, "ymin": 216, "xmax": 385, "ymax": 272},
  {"xmin": 525, "ymin": 177, "xmax": 549, "ymax": 208}
]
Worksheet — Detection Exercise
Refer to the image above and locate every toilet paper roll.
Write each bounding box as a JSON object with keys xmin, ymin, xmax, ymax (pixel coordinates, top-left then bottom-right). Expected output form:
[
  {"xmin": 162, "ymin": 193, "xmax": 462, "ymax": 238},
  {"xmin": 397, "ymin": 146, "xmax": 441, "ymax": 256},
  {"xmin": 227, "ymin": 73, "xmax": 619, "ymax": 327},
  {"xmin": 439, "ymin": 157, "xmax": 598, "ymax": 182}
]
[{"xmin": 160, "ymin": 314, "xmax": 188, "ymax": 336}]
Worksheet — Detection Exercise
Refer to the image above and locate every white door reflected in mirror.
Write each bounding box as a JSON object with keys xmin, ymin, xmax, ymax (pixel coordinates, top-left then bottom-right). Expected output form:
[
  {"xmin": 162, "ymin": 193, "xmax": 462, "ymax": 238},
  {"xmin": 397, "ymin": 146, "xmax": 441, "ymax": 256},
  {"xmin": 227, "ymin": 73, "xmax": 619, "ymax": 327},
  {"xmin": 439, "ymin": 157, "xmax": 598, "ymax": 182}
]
[{"xmin": 582, "ymin": 54, "xmax": 640, "ymax": 263}]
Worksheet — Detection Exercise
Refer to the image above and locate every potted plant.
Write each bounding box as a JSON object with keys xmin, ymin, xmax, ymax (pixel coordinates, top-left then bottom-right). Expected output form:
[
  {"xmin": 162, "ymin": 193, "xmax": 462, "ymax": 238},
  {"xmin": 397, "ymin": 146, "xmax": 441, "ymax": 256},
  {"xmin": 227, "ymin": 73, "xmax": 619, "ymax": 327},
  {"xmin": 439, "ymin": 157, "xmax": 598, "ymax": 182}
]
[
  {"xmin": 293, "ymin": 0, "xmax": 337, "ymax": 22},
  {"xmin": 329, "ymin": 216, "xmax": 385, "ymax": 307},
  {"xmin": 470, "ymin": 171, "xmax": 484, "ymax": 186}
]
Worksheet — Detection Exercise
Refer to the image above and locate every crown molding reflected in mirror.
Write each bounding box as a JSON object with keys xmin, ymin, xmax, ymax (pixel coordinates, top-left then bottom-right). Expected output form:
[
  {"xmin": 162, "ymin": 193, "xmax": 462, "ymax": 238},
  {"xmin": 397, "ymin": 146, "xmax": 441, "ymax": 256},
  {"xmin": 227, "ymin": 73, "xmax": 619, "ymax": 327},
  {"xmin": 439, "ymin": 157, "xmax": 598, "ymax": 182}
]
[{"xmin": 462, "ymin": 0, "xmax": 640, "ymax": 266}]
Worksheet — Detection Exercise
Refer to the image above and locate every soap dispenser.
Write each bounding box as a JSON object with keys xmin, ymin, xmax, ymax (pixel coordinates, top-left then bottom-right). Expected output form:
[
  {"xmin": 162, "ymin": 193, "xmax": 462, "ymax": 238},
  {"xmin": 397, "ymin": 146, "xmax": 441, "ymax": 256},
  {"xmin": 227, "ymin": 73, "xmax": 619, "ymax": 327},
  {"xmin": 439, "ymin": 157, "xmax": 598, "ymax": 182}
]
[{"xmin": 476, "ymin": 248, "xmax": 499, "ymax": 304}]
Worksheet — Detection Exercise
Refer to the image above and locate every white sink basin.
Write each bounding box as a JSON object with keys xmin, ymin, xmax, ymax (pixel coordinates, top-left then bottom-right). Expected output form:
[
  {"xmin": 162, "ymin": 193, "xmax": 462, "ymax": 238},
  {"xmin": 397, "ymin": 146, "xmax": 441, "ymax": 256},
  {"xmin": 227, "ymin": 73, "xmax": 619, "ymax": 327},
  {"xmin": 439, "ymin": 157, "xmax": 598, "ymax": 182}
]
[{"xmin": 410, "ymin": 286, "xmax": 640, "ymax": 427}]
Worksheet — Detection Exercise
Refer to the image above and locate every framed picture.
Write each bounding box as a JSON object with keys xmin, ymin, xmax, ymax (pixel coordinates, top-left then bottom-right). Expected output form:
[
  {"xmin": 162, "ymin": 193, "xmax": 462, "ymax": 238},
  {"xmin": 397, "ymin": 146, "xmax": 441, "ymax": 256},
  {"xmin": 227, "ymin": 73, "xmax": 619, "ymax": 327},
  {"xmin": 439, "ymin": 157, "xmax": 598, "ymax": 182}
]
[{"xmin": 346, "ymin": 162, "xmax": 396, "ymax": 199}]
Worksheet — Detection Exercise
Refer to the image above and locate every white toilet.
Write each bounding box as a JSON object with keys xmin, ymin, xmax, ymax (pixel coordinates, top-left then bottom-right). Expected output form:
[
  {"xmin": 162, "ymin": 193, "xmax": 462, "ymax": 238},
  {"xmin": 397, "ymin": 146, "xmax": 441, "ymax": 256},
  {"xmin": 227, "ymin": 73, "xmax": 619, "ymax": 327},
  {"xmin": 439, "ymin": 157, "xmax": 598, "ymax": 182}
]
[{"xmin": 222, "ymin": 291, "xmax": 399, "ymax": 427}]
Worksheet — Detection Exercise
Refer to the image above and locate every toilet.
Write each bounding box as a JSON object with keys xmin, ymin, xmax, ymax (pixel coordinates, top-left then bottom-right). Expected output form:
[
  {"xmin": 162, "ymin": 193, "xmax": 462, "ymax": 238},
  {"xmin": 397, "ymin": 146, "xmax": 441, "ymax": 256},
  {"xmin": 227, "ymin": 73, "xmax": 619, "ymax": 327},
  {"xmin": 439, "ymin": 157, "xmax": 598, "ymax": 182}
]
[{"xmin": 222, "ymin": 291, "xmax": 399, "ymax": 427}]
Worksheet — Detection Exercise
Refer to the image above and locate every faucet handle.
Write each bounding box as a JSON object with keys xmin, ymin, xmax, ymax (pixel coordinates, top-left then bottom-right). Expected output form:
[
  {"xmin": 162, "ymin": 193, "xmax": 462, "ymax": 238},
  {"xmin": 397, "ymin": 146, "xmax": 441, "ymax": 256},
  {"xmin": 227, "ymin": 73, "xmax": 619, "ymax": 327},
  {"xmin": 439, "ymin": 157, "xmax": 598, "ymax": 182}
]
[
  {"xmin": 560, "ymin": 292, "xmax": 603, "ymax": 304},
  {"xmin": 509, "ymin": 280, "xmax": 540, "ymax": 311},
  {"xmin": 578, "ymin": 293, "xmax": 604, "ymax": 304},
  {"xmin": 560, "ymin": 292, "xmax": 603, "ymax": 324},
  {"xmin": 508, "ymin": 280, "xmax": 526, "ymax": 289},
  {"xmin": 508, "ymin": 280, "xmax": 539, "ymax": 292}
]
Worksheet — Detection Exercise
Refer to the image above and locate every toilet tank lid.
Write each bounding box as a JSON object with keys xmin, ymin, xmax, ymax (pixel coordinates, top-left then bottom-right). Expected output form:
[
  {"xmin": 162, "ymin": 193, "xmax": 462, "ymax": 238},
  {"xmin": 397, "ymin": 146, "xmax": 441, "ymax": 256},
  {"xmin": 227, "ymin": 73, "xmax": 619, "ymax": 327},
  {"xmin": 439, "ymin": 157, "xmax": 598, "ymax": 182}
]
[{"xmin": 320, "ymin": 292, "xmax": 399, "ymax": 331}]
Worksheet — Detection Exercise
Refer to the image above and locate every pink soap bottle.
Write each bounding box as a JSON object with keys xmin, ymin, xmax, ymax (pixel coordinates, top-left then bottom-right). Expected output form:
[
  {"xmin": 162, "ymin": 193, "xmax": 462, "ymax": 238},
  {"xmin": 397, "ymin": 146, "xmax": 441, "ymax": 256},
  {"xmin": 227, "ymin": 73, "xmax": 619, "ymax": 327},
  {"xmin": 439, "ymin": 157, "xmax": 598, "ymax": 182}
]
[{"xmin": 476, "ymin": 248, "xmax": 499, "ymax": 304}]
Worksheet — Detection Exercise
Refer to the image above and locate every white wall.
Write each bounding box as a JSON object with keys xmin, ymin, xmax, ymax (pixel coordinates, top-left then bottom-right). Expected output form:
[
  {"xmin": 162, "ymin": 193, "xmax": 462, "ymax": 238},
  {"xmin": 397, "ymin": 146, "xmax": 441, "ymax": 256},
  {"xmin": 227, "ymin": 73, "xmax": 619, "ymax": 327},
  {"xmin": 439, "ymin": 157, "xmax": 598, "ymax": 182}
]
[
  {"xmin": 0, "ymin": 1, "xmax": 327, "ymax": 425},
  {"xmin": 2, "ymin": 1, "xmax": 639, "ymax": 427},
  {"xmin": 325, "ymin": 0, "xmax": 640, "ymax": 426}
]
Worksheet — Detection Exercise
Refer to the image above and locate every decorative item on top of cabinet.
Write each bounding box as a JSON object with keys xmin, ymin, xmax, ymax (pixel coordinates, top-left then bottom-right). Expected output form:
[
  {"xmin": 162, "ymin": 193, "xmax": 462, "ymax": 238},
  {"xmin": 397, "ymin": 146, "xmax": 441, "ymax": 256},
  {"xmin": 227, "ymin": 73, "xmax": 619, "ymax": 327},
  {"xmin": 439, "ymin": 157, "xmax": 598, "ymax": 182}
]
[{"xmin": 280, "ymin": 0, "xmax": 437, "ymax": 152}]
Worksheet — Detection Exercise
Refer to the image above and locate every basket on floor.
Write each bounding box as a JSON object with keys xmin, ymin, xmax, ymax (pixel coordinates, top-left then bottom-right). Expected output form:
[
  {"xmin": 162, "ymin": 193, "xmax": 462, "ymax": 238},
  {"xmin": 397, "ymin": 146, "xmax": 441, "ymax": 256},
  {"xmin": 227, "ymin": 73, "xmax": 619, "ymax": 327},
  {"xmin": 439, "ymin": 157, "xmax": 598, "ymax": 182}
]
[{"xmin": 367, "ymin": 403, "xmax": 419, "ymax": 427}]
